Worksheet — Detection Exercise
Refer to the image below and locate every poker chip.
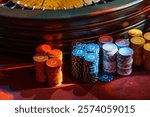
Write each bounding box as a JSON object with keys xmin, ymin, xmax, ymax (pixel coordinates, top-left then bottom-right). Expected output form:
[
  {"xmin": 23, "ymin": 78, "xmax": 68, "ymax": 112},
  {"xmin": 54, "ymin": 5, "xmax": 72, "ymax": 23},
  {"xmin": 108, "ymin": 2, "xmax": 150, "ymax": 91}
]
[
  {"xmin": 72, "ymin": 48, "xmax": 85, "ymax": 57},
  {"xmin": 85, "ymin": 43, "xmax": 100, "ymax": 53},
  {"xmin": 74, "ymin": 43, "xmax": 86, "ymax": 49},
  {"xmin": 36, "ymin": 44, "xmax": 51, "ymax": 55},
  {"xmin": 99, "ymin": 73, "xmax": 113, "ymax": 82},
  {"xmin": 115, "ymin": 39, "xmax": 130, "ymax": 48},
  {"xmin": 48, "ymin": 49, "xmax": 63, "ymax": 60},
  {"xmin": 117, "ymin": 66, "xmax": 132, "ymax": 76},
  {"xmin": 71, "ymin": 40, "xmax": 85, "ymax": 50},
  {"xmin": 102, "ymin": 43, "xmax": 118, "ymax": 55},
  {"xmin": 118, "ymin": 47, "xmax": 134, "ymax": 57},
  {"xmin": 84, "ymin": 53, "xmax": 99, "ymax": 62},
  {"xmin": 98, "ymin": 35, "xmax": 113, "ymax": 45},
  {"xmin": 128, "ymin": 29, "xmax": 143, "ymax": 38}
]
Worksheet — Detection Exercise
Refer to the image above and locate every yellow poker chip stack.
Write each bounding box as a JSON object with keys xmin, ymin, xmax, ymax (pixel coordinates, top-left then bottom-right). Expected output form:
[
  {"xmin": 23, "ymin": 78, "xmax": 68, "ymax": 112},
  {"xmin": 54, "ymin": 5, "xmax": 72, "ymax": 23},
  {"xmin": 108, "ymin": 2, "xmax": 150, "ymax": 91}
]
[
  {"xmin": 144, "ymin": 32, "xmax": 150, "ymax": 43},
  {"xmin": 130, "ymin": 37, "xmax": 145, "ymax": 65},
  {"xmin": 143, "ymin": 43, "xmax": 150, "ymax": 71},
  {"xmin": 128, "ymin": 29, "xmax": 143, "ymax": 39}
]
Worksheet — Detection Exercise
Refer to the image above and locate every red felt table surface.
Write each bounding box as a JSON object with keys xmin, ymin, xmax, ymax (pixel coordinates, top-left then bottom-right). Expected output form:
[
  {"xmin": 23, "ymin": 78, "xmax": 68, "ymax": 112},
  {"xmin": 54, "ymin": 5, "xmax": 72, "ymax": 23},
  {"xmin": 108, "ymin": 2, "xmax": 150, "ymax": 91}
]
[{"xmin": 0, "ymin": 52, "xmax": 150, "ymax": 100}]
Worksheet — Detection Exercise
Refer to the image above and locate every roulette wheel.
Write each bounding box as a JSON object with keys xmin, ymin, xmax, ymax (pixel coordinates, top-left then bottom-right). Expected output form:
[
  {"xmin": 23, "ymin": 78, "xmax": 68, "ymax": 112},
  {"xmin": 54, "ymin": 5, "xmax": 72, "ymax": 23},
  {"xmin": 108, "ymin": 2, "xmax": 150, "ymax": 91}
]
[{"xmin": 0, "ymin": 0, "xmax": 150, "ymax": 54}]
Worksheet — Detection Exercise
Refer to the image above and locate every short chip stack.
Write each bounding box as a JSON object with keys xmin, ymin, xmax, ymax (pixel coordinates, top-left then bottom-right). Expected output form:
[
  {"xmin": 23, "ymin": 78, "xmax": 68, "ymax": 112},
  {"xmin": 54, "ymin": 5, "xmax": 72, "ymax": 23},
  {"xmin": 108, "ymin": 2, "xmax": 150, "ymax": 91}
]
[
  {"xmin": 143, "ymin": 43, "xmax": 150, "ymax": 71},
  {"xmin": 130, "ymin": 37, "xmax": 145, "ymax": 65},
  {"xmin": 102, "ymin": 43, "xmax": 118, "ymax": 74},
  {"xmin": 117, "ymin": 47, "xmax": 133, "ymax": 76},
  {"xmin": 33, "ymin": 44, "xmax": 63, "ymax": 87}
]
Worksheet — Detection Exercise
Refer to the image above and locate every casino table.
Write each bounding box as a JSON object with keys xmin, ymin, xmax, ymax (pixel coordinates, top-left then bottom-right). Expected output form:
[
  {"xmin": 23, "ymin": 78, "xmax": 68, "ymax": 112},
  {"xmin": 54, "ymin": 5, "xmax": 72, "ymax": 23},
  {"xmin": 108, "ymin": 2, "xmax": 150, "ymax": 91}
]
[{"xmin": 0, "ymin": 52, "xmax": 150, "ymax": 100}]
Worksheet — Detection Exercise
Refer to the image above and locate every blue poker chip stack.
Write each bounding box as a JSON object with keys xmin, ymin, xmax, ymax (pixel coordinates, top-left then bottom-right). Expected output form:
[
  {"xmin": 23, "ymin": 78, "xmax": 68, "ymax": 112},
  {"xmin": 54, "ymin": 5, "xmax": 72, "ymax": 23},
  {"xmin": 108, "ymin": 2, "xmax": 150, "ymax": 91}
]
[
  {"xmin": 83, "ymin": 53, "xmax": 99, "ymax": 83},
  {"xmin": 99, "ymin": 73, "xmax": 113, "ymax": 82},
  {"xmin": 71, "ymin": 46, "xmax": 86, "ymax": 81},
  {"xmin": 71, "ymin": 42, "xmax": 100, "ymax": 83}
]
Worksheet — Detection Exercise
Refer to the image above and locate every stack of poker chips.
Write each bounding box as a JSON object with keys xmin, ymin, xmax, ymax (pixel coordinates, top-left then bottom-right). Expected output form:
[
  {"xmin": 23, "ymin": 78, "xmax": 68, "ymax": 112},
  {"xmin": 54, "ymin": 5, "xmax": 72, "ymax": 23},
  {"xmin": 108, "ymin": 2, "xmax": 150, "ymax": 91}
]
[
  {"xmin": 144, "ymin": 32, "xmax": 150, "ymax": 43},
  {"xmin": 143, "ymin": 43, "xmax": 150, "ymax": 71},
  {"xmin": 102, "ymin": 43, "xmax": 118, "ymax": 74},
  {"xmin": 130, "ymin": 37, "xmax": 145, "ymax": 66},
  {"xmin": 84, "ymin": 44, "xmax": 100, "ymax": 83},
  {"xmin": 72, "ymin": 47, "xmax": 85, "ymax": 81},
  {"xmin": 33, "ymin": 44, "xmax": 63, "ymax": 87},
  {"xmin": 115, "ymin": 39, "xmax": 130, "ymax": 49},
  {"xmin": 71, "ymin": 43, "xmax": 100, "ymax": 83},
  {"xmin": 46, "ymin": 58, "xmax": 63, "ymax": 86},
  {"xmin": 117, "ymin": 47, "xmax": 134, "ymax": 76}
]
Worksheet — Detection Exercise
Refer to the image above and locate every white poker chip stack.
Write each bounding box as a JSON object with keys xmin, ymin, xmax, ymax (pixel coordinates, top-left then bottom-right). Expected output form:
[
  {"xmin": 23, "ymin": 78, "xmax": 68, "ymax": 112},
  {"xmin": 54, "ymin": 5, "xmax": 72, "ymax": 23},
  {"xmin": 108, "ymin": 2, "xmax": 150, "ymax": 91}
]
[
  {"xmin": 117, "ymin": 47, "xmax": 134, "ymax": 76},
  {"xmin": 102, "ymin": 43, "xmax": 118, "ymax": 74}
]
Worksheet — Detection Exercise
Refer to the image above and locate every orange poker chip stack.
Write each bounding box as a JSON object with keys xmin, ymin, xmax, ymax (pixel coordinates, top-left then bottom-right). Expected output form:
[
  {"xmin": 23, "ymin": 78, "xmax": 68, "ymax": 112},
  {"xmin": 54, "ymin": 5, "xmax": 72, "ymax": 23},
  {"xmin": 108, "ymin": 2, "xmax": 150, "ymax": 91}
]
[
  {"xmin": 46, "ymin": 58, "xmax": 63, "ymax": 87},
  {"xmin": 130, "ymin": 37, "xmax": 145, "ymax": 65},
  {"xmin": 36, "ymin": 44, "xmax": 51, "ymax": 55},
  {"xmin": 143, "ymin": 43, "xmax": 150, "ymax": 71},
  {"xmin": 33, "ymin": 55, "xmax": 48, "ymax": 83},
  {"xmin": 34, "ymin": 44, "xmax": 63, "ymax": 87},
  {"xmin": 48, "ymin": 49, "xmax": 63, "ymax": 60}
]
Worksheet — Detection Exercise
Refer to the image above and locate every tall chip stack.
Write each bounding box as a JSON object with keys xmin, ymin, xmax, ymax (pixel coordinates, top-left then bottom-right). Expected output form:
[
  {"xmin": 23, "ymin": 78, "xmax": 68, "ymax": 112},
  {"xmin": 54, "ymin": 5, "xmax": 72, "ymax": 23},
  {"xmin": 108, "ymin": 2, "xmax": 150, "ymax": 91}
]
[
  {"xmin": 33, "ymin": 55, "xmax": 48, "ymax": 83},
  {"xmin": 117, "ymin": 47, "xmax": 134, "ymax": 76},
  {"xmin": 130, "ymin": 37, "xmax": 145, "ymax": 66},
  {"xmin": 143, "ymin": 43, "xmax": 150, "ymax": 71},
  {"xmin": 102, "ymin": 43, "xmax": 118, "ymax": 74},
  {"xmin": 46, "ymin": 58, "xmax": 63, "ymax": 87},
  {"xmin": 98, "ymin": 35, "xmax": 113, "ymax": 70},
  {"xmin": 144, "ymin": 32, "xmax": 150, "ymax": 43},
  {"xmin": 83, "ymin": 53, "xmax": 99, "ymax": 83},
  {"xmin": 72, "ymin": 46, "xmax": 85, "ymax": 81},
  {"xmin": 83, "ymin": 44, "xmax": 100, "ymax": 83}
]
